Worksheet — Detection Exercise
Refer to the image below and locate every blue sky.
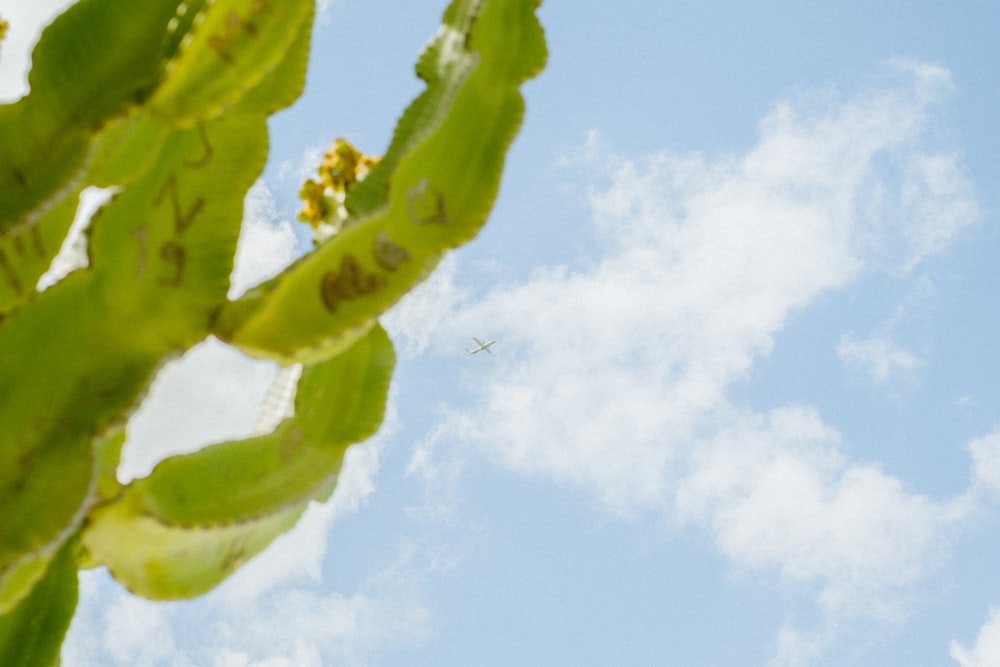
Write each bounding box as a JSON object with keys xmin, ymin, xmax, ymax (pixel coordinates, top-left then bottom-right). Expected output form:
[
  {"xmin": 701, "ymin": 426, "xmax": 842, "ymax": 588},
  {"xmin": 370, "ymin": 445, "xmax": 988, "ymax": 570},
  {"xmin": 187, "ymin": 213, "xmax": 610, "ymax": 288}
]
[{"xmin": 4, "ymin": 1, "xmax": 1000, "ymax": 665}]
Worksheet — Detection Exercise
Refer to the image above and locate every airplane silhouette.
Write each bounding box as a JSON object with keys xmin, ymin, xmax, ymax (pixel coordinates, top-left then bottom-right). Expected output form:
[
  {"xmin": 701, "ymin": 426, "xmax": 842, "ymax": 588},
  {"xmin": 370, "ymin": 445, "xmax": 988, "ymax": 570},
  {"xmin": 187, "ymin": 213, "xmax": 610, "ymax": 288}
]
[{"xmin": 465, "ymin": 337, "xmax": 496, "ymax": 355}]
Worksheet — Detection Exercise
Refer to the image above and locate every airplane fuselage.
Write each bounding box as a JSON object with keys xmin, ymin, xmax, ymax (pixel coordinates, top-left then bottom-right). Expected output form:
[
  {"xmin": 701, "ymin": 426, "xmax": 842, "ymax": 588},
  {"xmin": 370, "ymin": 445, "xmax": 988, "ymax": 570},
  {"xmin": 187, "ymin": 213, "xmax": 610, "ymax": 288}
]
[{"xmin": 466, "ymin": 337, "xmax": 496, "ymax": 354}]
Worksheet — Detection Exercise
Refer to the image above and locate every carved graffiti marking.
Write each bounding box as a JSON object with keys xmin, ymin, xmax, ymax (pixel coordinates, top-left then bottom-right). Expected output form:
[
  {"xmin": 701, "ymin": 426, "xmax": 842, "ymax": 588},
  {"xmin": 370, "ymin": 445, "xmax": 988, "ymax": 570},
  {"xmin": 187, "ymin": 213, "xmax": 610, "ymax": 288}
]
[
  {"xmin": 206, "ymin": 0, "xmax": 273, "ymax": 65},
  {"xmin": 156, "ymin": 171, "xmax": 205, "ymax": 237},
  {"xmin": 372, "ymin": 232, "xmax": 410, "ymax": 272},
  {"xmin": 183, "ymin": 124, "xmax": 214, "ymax": 169},
  {"xmin": 159, "ymin": 241, "xmax": 187, "ymax": 288},
  {"xmin": 320, "ymin": 254, "xmax": 384, "ymax": 313},
  {"xmin": 143, "ymin": 123, "xmax": 213, "ymax": 286},
  {"xmin": 406, "ymin": 179, "xmax": 449, "ymax": 226}
]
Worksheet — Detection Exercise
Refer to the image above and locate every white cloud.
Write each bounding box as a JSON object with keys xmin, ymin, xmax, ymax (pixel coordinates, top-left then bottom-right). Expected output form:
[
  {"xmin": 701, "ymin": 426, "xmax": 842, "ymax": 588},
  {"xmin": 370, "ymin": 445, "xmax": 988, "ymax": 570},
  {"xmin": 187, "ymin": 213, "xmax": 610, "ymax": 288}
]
[
  {"xmin": 677, "ymin": 406, "xmax": 968, "ymax": 621},
  {"xmin": 37, "ymin": 187, "xmax": 114, "ymax": 291},
  {"xmin": 969, "ymin": 429, "xmax": 1000, "ymax": 497},
  {"xmin": 250, "ymin": 541, "xmax": 436, "ymax": 664},
  {"xmin": 102, "ymin": 595, "xmax": 184, "ymax": 667},
  {"xmin": 276, "ymin": 143, "xmax": 327, "ymax": 188},
  {"xmin": 416, "ymin": 59, "xmax": 972, "ymax": 510},
  {"xmin": 952, "ymin": 609, "xmax": 1000, "ymax": 667},
  {"xmin": 118, "ymin": 338, "xmax": 281, "ymax": 482},
  {"xmin": 836, "ymin": 333, "xmax": 922, "ymax": 383},
  {"xmin": 897, "ymin": 153, "xmax": 979, "ymax": 271},
  {"xmin": 769, "ymin": 624, "xmax": 829, "ymax": 667},
  {"xmin": 189, "ymin": 524, "xmax": 436, "ymax": 667},
  {"xmin": 393, "ymin": 60, "xmax": 981, "ymax": 662},
  {"xmin": 316, "ymin": 0, "xmax": 336, "ymax": 22},
  {"xmin": 229, "ymin": 181, "xmax": 300, "ymax": 298}
]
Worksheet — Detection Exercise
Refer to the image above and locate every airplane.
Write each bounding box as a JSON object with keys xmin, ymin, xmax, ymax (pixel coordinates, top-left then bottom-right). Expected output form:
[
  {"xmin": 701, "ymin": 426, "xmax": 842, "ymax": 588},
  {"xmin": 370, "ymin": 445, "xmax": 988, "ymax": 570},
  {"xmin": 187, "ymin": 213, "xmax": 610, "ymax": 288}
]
[{"xmin": 465, "ymin": 337, "xmax": 496, "ymax": 355}]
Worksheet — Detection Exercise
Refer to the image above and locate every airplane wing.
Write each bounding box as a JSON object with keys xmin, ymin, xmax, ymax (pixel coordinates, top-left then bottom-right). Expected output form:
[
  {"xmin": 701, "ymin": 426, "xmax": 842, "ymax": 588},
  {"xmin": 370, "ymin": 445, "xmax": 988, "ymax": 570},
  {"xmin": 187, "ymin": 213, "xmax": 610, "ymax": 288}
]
[{"xmin": 466, "ymin": 337, "xmax": 495, "ymax": 354}]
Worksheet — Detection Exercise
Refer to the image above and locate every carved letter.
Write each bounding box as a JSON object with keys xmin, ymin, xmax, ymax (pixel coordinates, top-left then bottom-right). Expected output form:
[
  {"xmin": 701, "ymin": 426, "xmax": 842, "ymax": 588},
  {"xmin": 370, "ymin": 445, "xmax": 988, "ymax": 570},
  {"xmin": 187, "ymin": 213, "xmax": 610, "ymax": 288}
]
[
  {"xmin": 159, "ymin": 241, "xmax": 187, "ymax": 288},
  {"xmin": 183, "ymin": 124, "xmax": 214, "ymax": 169},
  {"xmin": 372, "ymin": 232, "xmax": 410, "ymax": 272},
  {"xmin": 156, "ymin": 172, "xmax": 205, "ymax": 236},
  {"xmin": 320, "ymin": 254, "xmax": 384, "ymax": 312},
  {"xmin": 406, "ymin": 179, "xmax": 449, "ymax": 226}
]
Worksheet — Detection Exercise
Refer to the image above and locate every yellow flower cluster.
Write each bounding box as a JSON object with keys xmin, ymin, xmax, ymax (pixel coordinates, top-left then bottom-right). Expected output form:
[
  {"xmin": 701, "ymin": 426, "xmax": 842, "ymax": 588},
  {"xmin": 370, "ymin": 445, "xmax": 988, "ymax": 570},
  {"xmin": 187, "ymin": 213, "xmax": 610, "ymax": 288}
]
[
  {"xmin": 0, "ymin": 19, "xmax": 8, "ymax": 42},
  {"xmin": 298, "ymin": 138, "xmax": 380, "ymax": 235}
]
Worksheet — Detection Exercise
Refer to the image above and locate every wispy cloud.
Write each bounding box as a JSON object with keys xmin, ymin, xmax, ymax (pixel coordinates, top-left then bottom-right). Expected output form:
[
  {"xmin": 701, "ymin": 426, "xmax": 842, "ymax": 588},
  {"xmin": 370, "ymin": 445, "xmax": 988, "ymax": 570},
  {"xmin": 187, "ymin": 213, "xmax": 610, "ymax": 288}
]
[
  {"xmin": 969, "ymin": 428, "xmax": 1000, "ymax": 498},
  {"xmin": 391, "ymin": 59, "xmax": 982, "ymax": 662},
  {"xmin": 316, "ymin": 0, "xmax": 336, "ymax": 23},
  {"xmin": 952, "ymin": 609, "xmax": 1000, "ymax": 667},
  {"xmin": 200, "ymin": 530, "xmax": 437, "ymax": 667},
  {"xmin": 412, "ymin": 59, "xmax": 972, "ymax": 508},
  {"xmin": 676, "ymin": 406, "xmax": 968, "ymax": 621},
  {"xmin": 65, "ymin": 515, "xmax": 436, "ymax": 667},
  {"xmin": 897, "ymin": 153, "xmax": 979, "ymax": 272},
  {"xmin": 229, "ymin": 182, "xmax": 300, "ymax": 298},
  {"xmin": 836, "ymin": 333, "xmax": 922, "ymax": 383}
]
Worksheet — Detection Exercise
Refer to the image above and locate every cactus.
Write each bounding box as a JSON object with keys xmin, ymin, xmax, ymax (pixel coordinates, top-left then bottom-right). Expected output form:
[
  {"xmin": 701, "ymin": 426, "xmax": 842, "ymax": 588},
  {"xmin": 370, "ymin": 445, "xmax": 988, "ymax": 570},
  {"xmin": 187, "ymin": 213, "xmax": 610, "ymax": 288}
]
[{"xmin": 0, "ymin": 0, "xmax": 546, "ymax": 662}]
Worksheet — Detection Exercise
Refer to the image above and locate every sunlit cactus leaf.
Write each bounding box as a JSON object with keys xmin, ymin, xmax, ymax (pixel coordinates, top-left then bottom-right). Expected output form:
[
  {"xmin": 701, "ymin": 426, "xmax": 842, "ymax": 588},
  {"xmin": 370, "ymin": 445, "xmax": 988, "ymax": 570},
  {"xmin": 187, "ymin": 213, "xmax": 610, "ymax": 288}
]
[
  {"xmin": 0, "ymin": 0, "xmax": 185, "ymax": 231},
  {"xmin": 148, "ymin": 0, "xmax": 314, "ymax": 127},
  {"xmin": 0, "ymin": 552, "xmax": 52, "ymax": 617},
  {"xmin": 214, "ymin": 0, "xmax": 314, "ymax": 117},
  {"xmin": 214, "ymin": 0, "xmax": 547, "ymax": 363},
  {"xmin": 0, "ymin": 62, "xmax": 268, "ymax": 604},
  {"xmin": 0, "ymin": 0, "xmax": 546, "ymax": 656},
  {"xmin": 344, "ymin": 0, "xmax": 485, "ymax": 219},
  {"xmin": 87, "ymin": 112, "xmax": 268, "ymax": 338},
  {"xmin": 82, "ymin": 326, "xmax": 394, "ymax": 599},
  {"xmin": 0, "ymin": 540, "xmax": 77, "ymax": 667},
  {"xmin": 0, "ymin": 185, "xmax": 82, "ymax": 314}
]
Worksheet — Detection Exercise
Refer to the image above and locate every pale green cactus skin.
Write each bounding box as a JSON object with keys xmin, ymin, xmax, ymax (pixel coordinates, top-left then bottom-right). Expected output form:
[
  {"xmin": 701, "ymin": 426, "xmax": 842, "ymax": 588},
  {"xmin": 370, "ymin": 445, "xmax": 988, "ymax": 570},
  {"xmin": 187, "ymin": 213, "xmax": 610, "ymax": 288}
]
[{"xmin": 0, "ymin": 0, "xmax": 546, "ymax": 662}]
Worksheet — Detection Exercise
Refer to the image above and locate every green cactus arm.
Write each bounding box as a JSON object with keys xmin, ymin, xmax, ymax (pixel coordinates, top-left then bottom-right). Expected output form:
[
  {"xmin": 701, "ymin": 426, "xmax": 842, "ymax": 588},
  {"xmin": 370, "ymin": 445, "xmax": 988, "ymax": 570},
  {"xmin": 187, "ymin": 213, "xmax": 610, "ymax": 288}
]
[
  {"xmin": 81, "ymin": 325, "xmax": 394, "ymax": 599},
  {"xmin": 0, "ymin": 0, "xmax": 310, "ymax": 607},
  {"xmin": 343, "ymin": 0, "xmax": 484, "ymax": 219},
  {"xmin": 0, "ymin": 185, "xmax": 84, "ymax": 314},
  {"xmin": 0, "ymin": 106, "xmax": 269, "ymax": 586},
  {"xmin": 0, "ymin": 540, "xmax": 77, "ymax": 667},
  {"xmin": 0, "ymin": 0, "xmax": 546, "ymax": 646},
  {"xmin": 0, "ymin": 552, "xmax": 55, "ymax": 617},
  {"xmin": 0, "ymin": 0, "xmax": 311, "ymax": 232},
  {"xmin": 234, "ymin": 1, "xmax": 314, "ymax": 117},
  {"xmin": 83, "ymin": 501, "xmax": 303, "ymax": 600},
  {"xmin": 0, "ymin": 0, "xmax": 184, "ymax": 232},
  {"xmin": 148, "ymin": 0, "xmax": 313, "ymax": 127},
  {"xmin": 213, "ymin": 0, "xmax": 547, "ymax": 363}
]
